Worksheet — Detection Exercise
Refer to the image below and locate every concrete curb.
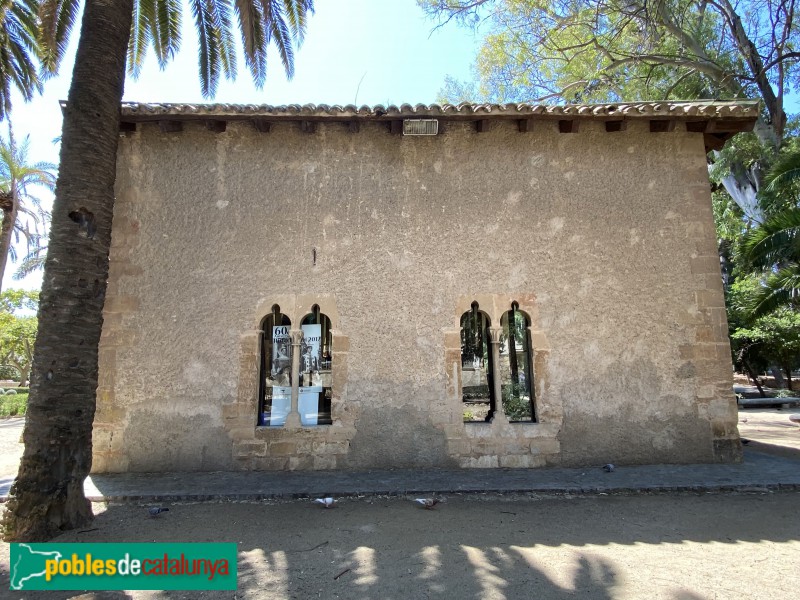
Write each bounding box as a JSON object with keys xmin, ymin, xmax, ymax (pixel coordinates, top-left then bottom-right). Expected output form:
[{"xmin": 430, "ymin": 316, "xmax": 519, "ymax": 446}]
[{"xmin": 3, "ymin": 449, "xmax": 799, "ymax": 504}]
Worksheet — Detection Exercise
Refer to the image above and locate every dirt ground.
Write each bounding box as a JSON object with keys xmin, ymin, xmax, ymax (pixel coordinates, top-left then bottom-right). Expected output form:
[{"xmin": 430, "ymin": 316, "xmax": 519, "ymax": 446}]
[
  {"xmin": 737, "ymin": 408, "xmax": 800, "ymax": 459},
  {"xmin": 1, "ymin": 492, "xmax": 799, "ymax": 599}
]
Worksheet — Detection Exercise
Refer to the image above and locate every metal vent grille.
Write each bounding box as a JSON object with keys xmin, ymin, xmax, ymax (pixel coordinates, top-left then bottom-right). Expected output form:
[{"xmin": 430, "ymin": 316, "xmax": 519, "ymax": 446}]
[{"xmin": 403, "ymin": 119, "xmax": 439, "ymax": 135}]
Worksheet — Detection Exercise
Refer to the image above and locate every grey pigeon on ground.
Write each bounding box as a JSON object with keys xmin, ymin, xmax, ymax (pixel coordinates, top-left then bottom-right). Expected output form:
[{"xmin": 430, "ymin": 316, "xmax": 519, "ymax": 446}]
[
  {"xmin": 147, "ymin": 507, "xmax": 169, "ymax": 517},
  {"xmin": 414, "ymin": 498, "xmax": 440, "ymax": 509},
  {"xmin": 315, "ymin": 497, "xmax": 336, "ymax": 509},
  {"xmin": 602, "ymin": 464, "xmax": 615, "ymax": 473}
]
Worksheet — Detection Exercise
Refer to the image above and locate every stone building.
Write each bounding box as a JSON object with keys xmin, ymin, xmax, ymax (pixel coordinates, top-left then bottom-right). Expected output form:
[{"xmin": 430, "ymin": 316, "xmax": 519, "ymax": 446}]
[{"xmin": 92, "ymin": 101, "xmax": 757, "ymax": 472}]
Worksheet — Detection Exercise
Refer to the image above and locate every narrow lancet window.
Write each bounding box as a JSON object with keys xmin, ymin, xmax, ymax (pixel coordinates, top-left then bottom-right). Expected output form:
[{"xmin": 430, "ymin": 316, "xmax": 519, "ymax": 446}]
[
  {"xmin": 460, "ymin": 302, "xmax": 494, "ymax": 422},
  {"xmin": 299, "ymin": 305, "xmax": 333, "ymax": 425},
  {"xmin": 259, "ymin": 305, "xmax": 292, "ymax": 426},
  {"xmin": 500, "ymin": 302, "xmax": 536, "ymax": 422}
]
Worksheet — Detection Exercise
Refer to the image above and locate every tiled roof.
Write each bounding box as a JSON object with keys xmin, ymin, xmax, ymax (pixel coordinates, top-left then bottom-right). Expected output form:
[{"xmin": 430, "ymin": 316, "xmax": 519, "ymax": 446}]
[{"xmin": 118, "ymin": 100, "xmax": 759, "ymax": 121}]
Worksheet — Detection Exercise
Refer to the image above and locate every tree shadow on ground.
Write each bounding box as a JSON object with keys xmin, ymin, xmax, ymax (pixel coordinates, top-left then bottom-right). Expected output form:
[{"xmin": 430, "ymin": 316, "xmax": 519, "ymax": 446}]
[{"xmin": 2, "ymin": 492, "xmax": 798, "ymax": 599}]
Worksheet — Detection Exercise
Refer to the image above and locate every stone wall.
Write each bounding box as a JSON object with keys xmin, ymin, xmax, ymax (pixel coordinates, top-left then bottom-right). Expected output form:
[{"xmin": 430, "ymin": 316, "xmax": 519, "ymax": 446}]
[{"xmin": 92, "ymin": 117, "xmax": 740, "ymax": 472}]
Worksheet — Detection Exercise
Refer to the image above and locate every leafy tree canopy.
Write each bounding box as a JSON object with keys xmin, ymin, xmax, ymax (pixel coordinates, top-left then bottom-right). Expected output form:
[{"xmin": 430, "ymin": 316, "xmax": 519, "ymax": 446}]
[
  {"xmin": 0, "ymin": 288, "xmax": 37, "ymax": 385},
  {"xmin": 421, "ymin": 0, "xmax": 797, "ymax": 146}
]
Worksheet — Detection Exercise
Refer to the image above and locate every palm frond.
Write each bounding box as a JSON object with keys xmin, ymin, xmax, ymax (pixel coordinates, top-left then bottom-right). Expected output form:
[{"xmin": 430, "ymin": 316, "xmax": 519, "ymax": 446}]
[
  {"xmin": 765, "ymin": 148, "xmax": 800, "ymax": 193},
  {"xmin": 12, "ymin": 243, "xmax": 47, "ymax": 280},
  {"xmin": 152, "ymin": 0, "xmax": 182, "ymax": 70},
  {"xmin": 742, "ymin": 207, "xmax": 800, "ymax": 270},
  {"xmin": 214, "ymin": 0, "xmax": 237, "ymax": 82},
  {"xmin": 281, "ymin": 0, "xmax": 312, "ymax": 44},
  {"xmin": 0, "ymin": 133, "xmax": 54, "ymax": 282},
  {"xmin": 0, "ymin": 0, "xmax": 43, "ymax": 119},
  {"xmin": 263, "ymin": 0, "xmax": 294, "ymax": 78},
  {"xmin": 749, "ymin": 265, "xmax": 800, "ymax": 318},
  {"xmin": 128, "ymin": 0, "xmax": 154, "ymax": 79},
  {"xmin": 38, "ymin": 0, "xmax": 81, "ymax": 76},
  {"xmin": 235, "ymin": 0, "xmax": 266, "ymax": 86},
  {"xmin": 189, "ymin": 0, "xmax": 220, "ymax": 97}
]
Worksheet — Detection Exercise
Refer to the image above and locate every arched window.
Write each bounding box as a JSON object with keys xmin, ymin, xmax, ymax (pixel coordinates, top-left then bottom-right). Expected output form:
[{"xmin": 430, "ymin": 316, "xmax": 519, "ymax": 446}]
[
  {"xmin": 299, "ymin": 305, "xmax": 333, "ymax": 425},
  {"xmin": 500, "ymin": 302, "xmax": 535, "ymax": 422},
  {"xmin": 259, "ymin": 305, "xmax": 292, "ymax": 426},
  {"xmin": 460, "ymin": 302, "xmax": 494, "ymax": 422}
]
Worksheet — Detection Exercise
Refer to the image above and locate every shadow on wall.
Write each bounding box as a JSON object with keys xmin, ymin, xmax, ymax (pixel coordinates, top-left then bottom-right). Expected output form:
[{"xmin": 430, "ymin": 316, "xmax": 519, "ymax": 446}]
[
  {"xmin": 345, "ymin": 405, "xmax": 457, "ymax": 470},
  {"xmin": 559, "ymin": 358, "xmax": 716, "ymax": 465},
  {"xmin": 125, "ymin": 410, "xmax": 234, "ymax": 472}
]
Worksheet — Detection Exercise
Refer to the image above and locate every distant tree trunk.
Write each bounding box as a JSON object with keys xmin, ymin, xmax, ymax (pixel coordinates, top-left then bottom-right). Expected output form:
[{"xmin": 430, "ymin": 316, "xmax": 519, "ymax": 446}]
[
  {"xmin": 742, "ymin": 360, "xmax": 766, "ymax": 398},
  {"xmin": 508, "ymin": 312, "xmax": 519, "ymax": 385},
  {"xmin": 770, "ymin": 366, "xmax": 785, "ymax": 389},
  {"xmin": 2, "ymin": 0, "xmax": 133, "ymax": 542},
  {"xmin": 18, "ymin": 365, "xmax": 29, "ymax": 388},
  {"xmin": 0, "ymin": 188, "xmax": 17, "ymax": 293},
  {"xmin": 783, "ymin": 364, "xmax": 793, "ymax": 392}
]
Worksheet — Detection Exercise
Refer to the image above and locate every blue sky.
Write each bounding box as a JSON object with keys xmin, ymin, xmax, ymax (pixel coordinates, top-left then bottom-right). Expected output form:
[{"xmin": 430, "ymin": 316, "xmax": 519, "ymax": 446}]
[{"xmin": 3, "ymin": 0, "xmax": 481, "ymax": 291}]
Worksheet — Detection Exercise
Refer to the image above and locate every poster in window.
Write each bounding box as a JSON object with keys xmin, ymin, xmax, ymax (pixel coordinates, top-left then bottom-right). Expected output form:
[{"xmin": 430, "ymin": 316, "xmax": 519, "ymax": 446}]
[
  {"xmin": 269, "ymin": 386, "xmax": 291, "ymax": 426},
  {"xmin": 299, "ymin": 324, "xmax": 322, "ymax": 426},
  {"xmin": 271, "ymin": 325, "xmax": 291, "ymax": 387}
]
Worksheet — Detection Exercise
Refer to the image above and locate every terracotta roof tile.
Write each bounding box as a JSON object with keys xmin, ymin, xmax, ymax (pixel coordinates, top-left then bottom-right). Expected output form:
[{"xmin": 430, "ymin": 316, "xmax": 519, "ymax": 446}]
[{"xmin": 117, "ymin": 100, "xmax": 759, "ymax": 121}]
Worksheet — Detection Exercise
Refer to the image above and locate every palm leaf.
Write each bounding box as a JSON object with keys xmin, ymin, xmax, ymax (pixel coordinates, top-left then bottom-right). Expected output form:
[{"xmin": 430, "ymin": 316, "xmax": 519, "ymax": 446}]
[
  {"xmin": 190, "ymin": 0, "xmax": 227, "ymax": 98},
  {"xmin": 749, "ymin": 265, "xmax": 800, "ymax": 318},
  {"xmin": 262, "ymin": 0, "xmax": 294, "ymax": 78},
  {"xmin": 13, "ymin": 244, "xmax": 47, "ymax": 279},
  {"xmin": 152, "ymin": 0, "xmax": 182, "ymax": 69},
  {"xmin": 128, "ymin": 0, "xmax": 154, "ymax": 79},
  {"xmin": 281, "ymin": 0, "xmax": 312, "ymax": 43},
  {"xmin": 214, "ymin": 0, "xmax": 237, "ymax": 82},
  {"xmin": 742, "ymin": 207, "xmax": 800, "ymax": 271},
  {"xmin": 765, "ymin": 148, "xmax": 800, "ymax": 193},
  {"xmin": 235, "ymin": 0, "xmax": 266, "ymax": 86},
  {"xmin": 38, "ymin": 0, "xmax": 81, "ymax": 76},
  {"xmin": 0, "ymin": 0, "xmax": 42, "ymax": 118}
]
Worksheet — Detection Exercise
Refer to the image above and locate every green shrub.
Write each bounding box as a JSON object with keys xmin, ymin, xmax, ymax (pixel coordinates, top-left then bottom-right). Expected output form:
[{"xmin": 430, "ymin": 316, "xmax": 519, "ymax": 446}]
[
  {"xmin": 0, "ymin": 392, "xmax": 27, "ymax": 417},
  {"xmin": 502, "ymin": 383, "xmax": 532, "ymax": 421}
]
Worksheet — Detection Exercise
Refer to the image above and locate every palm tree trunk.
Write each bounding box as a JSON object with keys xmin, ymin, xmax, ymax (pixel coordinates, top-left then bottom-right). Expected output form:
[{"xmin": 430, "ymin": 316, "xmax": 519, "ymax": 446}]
[
  {"xmin": 0, "ymin": 188, "xmax": 17, "ymax": 292},
  {"xmin": 2, "ymin": 0, "xmax": 133, "ymax": 542}
]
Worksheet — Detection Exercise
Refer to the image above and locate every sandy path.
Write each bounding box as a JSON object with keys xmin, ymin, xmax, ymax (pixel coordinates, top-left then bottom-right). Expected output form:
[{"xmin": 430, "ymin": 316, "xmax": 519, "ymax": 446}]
[{"xmin": 2, "ymin": 492, "xmax": 799, "ymax": 599}]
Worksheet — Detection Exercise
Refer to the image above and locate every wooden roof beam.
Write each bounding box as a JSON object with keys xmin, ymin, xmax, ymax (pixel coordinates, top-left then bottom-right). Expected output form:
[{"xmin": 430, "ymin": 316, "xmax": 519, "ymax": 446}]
[
  {"xmin": 206, "ymin": 120, "xmax": 227, "ymax": 133},
  {"xmin": 159, "ymin": 120, "xmax": 183, "ymax": 133},
  {"xmin": 649, "ymin": 120, "xmax": 675, "ymax": 133},
  {"xmin": 559, "ymin": 120, "xmax": 578, "ymax": 133},
  {"xmin": 253, "ymin": 119, "xmax": 272, "ymax": 133}
]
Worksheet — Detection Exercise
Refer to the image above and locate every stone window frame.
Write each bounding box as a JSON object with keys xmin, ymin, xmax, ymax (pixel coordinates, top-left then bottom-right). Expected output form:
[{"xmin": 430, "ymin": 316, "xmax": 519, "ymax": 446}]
[
  {"xmin": 448, "ymin": 294, "xmax": 556, "ymax": 428},
  {"xmin": 231, "ymin": 295, "xmax": 347, "ymax": 432}
]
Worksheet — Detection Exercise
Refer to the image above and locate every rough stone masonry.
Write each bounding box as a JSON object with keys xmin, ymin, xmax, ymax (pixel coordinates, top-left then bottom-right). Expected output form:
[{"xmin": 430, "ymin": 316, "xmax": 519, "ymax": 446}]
[{"xmin": 91, "ymin": 101, "xmax": 757, "ymax": 472}]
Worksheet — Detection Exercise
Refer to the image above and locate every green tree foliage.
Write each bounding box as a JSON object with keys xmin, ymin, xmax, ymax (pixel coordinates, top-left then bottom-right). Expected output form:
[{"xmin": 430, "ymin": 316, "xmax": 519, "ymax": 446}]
[
  {"xmin": 0, "ymin": 288, "xmax": 37, "ymax": 386},
  {"xmin": 730, "ymin": 303, "xmax": 800, "ymax": 390},
  {"xmin": 43, "ymin": 0, "xmax": 315, "ymax": 98},
  {"xmin": 0, "ymin": 134, "xmax": 56, "ymax": 291},
  {"xmin": 0, "ymin": 1, "xmax": 44, "ymax": 119},
  {"xmin": 421, "ymin": 0, "xmax": 794, "ymax": 145}
]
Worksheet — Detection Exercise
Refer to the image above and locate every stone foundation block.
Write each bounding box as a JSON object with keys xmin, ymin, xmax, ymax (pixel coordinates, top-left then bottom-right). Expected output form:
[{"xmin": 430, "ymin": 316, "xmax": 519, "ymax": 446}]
[{"xmin": 459, "ymin": 455, "xmax": 499, "ymax": 468}]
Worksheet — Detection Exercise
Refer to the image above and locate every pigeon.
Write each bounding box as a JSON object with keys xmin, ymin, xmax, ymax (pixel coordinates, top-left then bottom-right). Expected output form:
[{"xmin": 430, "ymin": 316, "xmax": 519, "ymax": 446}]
[
  {"xmin": 314, "ymin": 497, "xmax": 336, "ymax": 509},
  {"xmin": 602, "ymin": 463, "xmax": 615, "ymax": 473},
  {"xmin": 414, "ymin": 498, "xmax": 440, "ymax": 510},
  {"xmin": 147, "ymin": 507, "xmax": 169, "ymax": 517}
]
